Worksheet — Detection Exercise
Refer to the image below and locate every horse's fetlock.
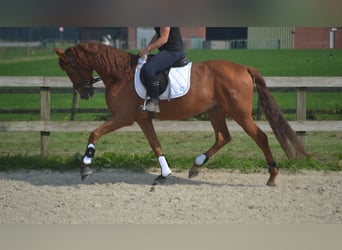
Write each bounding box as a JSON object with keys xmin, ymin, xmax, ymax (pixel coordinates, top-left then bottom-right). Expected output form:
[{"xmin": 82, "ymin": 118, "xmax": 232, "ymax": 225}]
[
  {"xmin": 267, "ymin": 161, "xmax": 277, "ymax": 170},
  {"xmin": 195, "ymin": 153, "xmax": 209, "ymax": 166}
]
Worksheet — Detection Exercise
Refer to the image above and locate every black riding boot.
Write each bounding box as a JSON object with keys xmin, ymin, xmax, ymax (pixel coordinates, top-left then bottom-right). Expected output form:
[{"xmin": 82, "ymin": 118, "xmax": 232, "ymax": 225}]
[{"xmin": 145, "ymin": 81, "xmax": 160, "ymax": 112}]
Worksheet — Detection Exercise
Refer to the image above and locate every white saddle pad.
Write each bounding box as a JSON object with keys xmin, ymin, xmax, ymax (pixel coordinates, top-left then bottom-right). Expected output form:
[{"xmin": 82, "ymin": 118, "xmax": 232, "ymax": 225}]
[{"xmin": 134, "ymin": 62, "xmax": 192, "ymax": 100}]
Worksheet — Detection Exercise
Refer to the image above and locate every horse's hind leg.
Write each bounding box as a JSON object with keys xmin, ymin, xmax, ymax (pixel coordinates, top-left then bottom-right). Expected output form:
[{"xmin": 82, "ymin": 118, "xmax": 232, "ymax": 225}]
[
  {"xmin": 189, "ymin": 106, "xmax": 231, "ymax": 178},
  {"xmin": 234, "ymin": 115, "xmax": 279, "ymax": 186}
]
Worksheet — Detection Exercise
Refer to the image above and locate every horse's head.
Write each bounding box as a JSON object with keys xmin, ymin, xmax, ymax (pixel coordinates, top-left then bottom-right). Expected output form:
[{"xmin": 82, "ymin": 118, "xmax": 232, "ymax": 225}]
[{"xmin": 54, "ymin": 46, "xmax": 101, "ymax": 99}]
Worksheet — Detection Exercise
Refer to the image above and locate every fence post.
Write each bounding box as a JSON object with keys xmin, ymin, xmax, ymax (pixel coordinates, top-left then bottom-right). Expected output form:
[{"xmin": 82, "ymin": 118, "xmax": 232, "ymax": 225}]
[
  {"xmin": 26, "ymin": 45, "xmax": 31, "ymax": 57},
  {"xmin": 70, "ymin": 89, "xmax": 78, "ymax": 121},
  {"xmin": 296, "ymin": 87, "xmax": 306, "ymax": 155},
  {"xmin": 40, "ymin": 79, "xmax": 51, "ymax": 158}
]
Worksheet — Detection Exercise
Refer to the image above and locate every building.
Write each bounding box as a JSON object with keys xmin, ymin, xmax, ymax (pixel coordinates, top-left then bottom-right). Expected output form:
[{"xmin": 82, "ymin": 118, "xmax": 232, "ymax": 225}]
[
  {"xmin": 131, "ymin": 27, "xmax": 342, "ymax": 49},
  {"xmin": 128, "ymin": 27, "xmax": 207, "ymax": 49},
  {"xmin": 247, "ymin": 27, "xmax": 294, "ymax": 49},
  {"xmin": 130, "ymin": 27, "xmax": 248, "ymax": 49},
  {"xmin": 1, "ymin": 27, "xmax": 342, "ymax": 49},
  {"xmin": 294, "ymin": 27, "xmax": 342, "ymax": 49},
  {"xmin": 247, "ymin": 27, "xmax": 342, "ymax": 49}
]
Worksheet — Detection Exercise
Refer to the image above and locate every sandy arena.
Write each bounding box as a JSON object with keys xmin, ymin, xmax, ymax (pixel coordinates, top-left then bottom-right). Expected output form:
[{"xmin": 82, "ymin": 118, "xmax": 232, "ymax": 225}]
[{"xmin": 0, "ymin": 169, "xmax": 341, "ymax": 224}]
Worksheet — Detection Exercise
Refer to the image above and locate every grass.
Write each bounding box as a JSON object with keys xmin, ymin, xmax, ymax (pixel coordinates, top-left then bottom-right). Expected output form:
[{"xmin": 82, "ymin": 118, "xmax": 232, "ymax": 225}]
[
  {"xmin": 1, "ymin": 46, "xmax": 342, "ymax": 76},
  {"xmin": 0, "ymin": 46, "xmax": 341, "ymax": 172},
  {"xmin": 0, "ymin": 131, "xmax": 341, "ymax": 172},
  {"xmin": 187, "ymin": 49, "xmax": 342, "ymax": 76}
]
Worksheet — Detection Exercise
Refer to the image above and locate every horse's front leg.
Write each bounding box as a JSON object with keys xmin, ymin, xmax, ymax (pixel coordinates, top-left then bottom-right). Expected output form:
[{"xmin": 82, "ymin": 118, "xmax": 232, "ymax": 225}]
[
  {"xmin": 80, "ymin": 118, "xmax": 133, "ymax": 180},
  {"xmin": 136, "ymin": 119, "xmax": 171, "ymax": 184}
]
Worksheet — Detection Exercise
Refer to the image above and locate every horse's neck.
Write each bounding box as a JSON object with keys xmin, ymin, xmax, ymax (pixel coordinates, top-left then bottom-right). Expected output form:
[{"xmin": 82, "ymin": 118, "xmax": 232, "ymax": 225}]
[{"xmin": 91, "ymin": 48, "xmax": 136, "ymax": 81}]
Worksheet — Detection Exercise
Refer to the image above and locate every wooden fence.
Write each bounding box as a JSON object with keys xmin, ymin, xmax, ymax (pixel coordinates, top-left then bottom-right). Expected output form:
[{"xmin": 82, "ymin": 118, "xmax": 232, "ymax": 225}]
[
  {"xmin": 0, "ymin": 76, "xmax": 341, "ymax": 157},
  {"xmin": 0, "ymin": 42, "xmax": 43, "ymax": 58}
]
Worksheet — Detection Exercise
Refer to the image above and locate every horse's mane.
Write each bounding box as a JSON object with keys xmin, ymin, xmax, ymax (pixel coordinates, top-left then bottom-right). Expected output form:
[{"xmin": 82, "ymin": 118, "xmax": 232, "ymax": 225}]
[{"xmin": 73, "ymin": 43, "xmax": 138, "ymax": 81}]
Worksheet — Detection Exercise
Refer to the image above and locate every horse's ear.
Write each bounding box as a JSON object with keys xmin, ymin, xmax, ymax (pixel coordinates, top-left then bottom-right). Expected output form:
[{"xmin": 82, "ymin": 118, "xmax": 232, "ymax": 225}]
[
  {"xmin": 54, "ymin": 48, "xmax": 64, "ymax": 56},
  {"xmin": 54, "ymin": 48, "xmax": 68, "ymax": 64}
]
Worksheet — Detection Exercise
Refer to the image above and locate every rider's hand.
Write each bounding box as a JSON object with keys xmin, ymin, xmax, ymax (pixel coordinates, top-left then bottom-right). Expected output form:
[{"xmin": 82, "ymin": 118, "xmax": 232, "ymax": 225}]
[{"xmin": 139, "ymin": 48, "xmax": 148, "ymax": 59}]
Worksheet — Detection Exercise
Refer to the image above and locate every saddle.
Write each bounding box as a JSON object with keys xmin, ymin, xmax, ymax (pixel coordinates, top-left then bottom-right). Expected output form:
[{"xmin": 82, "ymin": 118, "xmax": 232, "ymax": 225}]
[{"xmin": 140, "ymin": 54, "xmax": 190, "ymax": 95}]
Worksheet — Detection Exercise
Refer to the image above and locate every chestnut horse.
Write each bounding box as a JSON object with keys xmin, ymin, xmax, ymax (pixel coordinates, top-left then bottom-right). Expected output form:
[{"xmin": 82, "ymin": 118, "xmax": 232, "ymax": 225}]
[{"xmin": 55, "ymin": 43, "xmax": 307, "ymax": 186}]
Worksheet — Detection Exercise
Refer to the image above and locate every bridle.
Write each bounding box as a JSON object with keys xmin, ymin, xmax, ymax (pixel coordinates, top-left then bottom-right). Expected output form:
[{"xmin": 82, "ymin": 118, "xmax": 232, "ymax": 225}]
[{"xmin": 64, "ymin": 48, "xmax": 102, "ymax": 93}]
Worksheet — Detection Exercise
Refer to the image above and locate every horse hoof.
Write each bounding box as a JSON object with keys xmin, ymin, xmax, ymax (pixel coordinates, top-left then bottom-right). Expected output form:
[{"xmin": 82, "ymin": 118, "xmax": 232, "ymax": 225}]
[
  {"xmin": 153, "ymin": 175, "xmax": 167, "ymax": 185},
  {"xmin": 81, "ymin": 174, "xmax": 90, "ymax": 181},
  {"xmin": 188, "ymin": 166, "xmax": 199, "ymax": 178},
  {"xmin": 266, "ymin": 167, "xmax": 279, "ymax": 186},
  {"xmin": 266, "ymin": 179, "xmax": 276, "ymax": 187},
  {"xmin": 80, "ymin": 166, "xmax": 93, "ymax": 181}
]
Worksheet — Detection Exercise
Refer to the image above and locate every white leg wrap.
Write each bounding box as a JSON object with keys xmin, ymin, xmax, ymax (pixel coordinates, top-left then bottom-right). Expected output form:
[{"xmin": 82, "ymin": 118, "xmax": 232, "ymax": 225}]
[
  {"xmin": 83, "ymin": 144, "xmax": 95, "ymax": 165},
  {"xmin": 158, "ymin": 155, "xmax": 172, "ymax": 177},
  {"xmin": 195, "ymin": 154, "xmax": 208, "ymax": 166}
]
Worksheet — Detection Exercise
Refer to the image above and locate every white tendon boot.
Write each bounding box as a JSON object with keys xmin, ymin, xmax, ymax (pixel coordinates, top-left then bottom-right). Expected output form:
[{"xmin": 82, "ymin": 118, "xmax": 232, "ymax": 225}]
[
  {"xmin": 80, "ymin": 143, "xmax": 95, "ymax": 181},
  {"xmin": 83, "ymin": 143, "xmax": 95, "ymax": 165},
  {"xmin": 158, "ymin": 155, "xmax": 172, "ymax": 177}
]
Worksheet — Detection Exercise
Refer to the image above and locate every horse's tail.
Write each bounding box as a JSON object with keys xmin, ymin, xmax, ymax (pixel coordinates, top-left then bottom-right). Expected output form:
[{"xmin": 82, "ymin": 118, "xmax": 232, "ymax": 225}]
[{"xmin": 247, "ymin": 67, "xmax": 308, "ymax": 159}]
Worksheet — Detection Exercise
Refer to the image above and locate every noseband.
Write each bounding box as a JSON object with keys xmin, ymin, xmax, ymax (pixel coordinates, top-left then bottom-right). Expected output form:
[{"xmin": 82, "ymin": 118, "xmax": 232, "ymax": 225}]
[{"xmin": 64, "ymin": 49, "xmax": 102, "ymax": 93}]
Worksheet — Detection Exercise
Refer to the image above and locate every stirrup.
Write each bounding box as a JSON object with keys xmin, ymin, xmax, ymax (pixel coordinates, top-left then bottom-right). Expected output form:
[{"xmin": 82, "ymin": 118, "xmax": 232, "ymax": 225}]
[
  {"xmin": 140, "ymin": 93, "xmax": 151, "ymax": 111},
  {"xmin": 140, "ymin": 98, "xmax": 149, "ymax": 111},
  {"xmin": 141, "ymin": 98, "xmax": 160, "ymax": 113}
]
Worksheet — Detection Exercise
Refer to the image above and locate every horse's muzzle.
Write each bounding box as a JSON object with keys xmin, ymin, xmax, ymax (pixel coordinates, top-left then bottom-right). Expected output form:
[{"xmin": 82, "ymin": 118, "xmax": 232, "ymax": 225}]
[{"xmin": 80, "ymin": 88, "xmax": 95, "ymax": 100}]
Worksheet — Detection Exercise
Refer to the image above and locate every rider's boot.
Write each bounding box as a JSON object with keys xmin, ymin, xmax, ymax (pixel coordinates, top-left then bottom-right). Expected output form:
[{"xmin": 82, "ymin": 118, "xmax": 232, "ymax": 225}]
[
  {"xmin": 145, "ymin": 98, "xmax": 160, "ymax": 112},
  {"xmin": 145, "ymin": 81, "xmax": 160, "ymax": 113}
]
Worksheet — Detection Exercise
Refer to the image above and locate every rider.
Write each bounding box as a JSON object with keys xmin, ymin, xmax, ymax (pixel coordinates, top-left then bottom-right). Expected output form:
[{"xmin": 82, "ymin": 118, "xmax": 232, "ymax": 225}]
[{"xmin": 139, "ymin": 27, "xmax": 185, "ymax": 112}]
